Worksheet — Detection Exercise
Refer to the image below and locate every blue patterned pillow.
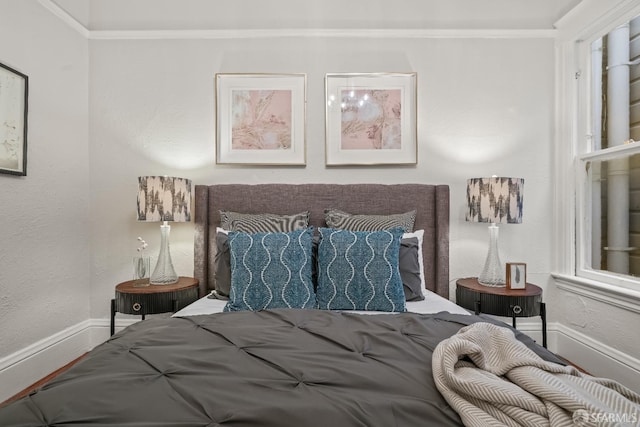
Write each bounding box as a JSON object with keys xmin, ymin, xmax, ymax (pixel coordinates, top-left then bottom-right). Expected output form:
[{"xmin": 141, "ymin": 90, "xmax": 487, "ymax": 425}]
[
  {"xmin": 316, "ymin": 228, "xmax": 406, "ymax": 312},
  {"xmin": 224, "ymin": 228, "xmax": 316, "ymax": 311}
]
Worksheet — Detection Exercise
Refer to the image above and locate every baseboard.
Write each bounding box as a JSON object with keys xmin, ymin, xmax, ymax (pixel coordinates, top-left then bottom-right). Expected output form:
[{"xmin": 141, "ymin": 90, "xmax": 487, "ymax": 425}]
[
  {"xmin": 499, "ymin": 320, "xmax": 640, "ymax": 390},
  {"xmin": 89, "ymin": 317, "xmax": 140, "ymax": 345},
  {"xmin": 553, "ymin": 323, "xmax": 640, "ymax": 391},
  {"xmin": 0, "ymin": 318, "xmax": 139, "ymax": 403},
  {"xmin": 0, "ymin": 320, "xmax": 93, "ymax": 403},
  {"xmin": 1, "ymin": 319, "xmax": 638, "ymax": 403}
]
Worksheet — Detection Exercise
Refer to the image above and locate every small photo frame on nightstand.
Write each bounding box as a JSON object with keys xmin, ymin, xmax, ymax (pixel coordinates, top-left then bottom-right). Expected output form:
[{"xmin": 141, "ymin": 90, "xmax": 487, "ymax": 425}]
[{"xmin": 506, "ymin": 262, "xmax": 527, "ymax": 289}]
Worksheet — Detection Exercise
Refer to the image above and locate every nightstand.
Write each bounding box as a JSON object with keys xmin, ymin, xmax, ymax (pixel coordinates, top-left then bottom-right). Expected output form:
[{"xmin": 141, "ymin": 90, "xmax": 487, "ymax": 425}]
[
  {"xmin": 455, "ymin": 277, "xmax": 547, "ymax": 348},
  {"xmin": 110, "ymin": 276, "xmax": 199, "ymax": 336}
]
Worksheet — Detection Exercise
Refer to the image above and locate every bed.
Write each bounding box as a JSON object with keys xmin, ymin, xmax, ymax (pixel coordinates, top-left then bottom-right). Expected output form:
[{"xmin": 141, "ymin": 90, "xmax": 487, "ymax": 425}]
[{"xmin": 2, "ymin": 184, "xmax": 638, "ymax": 427}]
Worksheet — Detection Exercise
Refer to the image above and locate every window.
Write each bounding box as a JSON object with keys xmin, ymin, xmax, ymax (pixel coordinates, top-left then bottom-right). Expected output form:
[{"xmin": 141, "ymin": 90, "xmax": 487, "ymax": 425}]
[
  {"xmin": 552, "ymin": 2, "xmax": 640, "ymax": 312},
  {"xmin": 576, "ymin": 17, "xmax": 640, "ymax": 289}
]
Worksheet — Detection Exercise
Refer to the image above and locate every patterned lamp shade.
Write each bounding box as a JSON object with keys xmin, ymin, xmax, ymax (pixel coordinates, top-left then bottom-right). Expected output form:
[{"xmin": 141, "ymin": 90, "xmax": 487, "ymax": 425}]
[
  {"xmin": 466, "ymin": 177, "xmax": 524, "ymax": 224},
  {"xmin": 465, "ymin": 177, "xmax": 524, "ymax": 287},
  {"xmin": 136, "ymin": 176, "xmax": 191, "ymax": 285},
  {"xmin": 137, "ymin": 176, "xmax": 191, "ymax": 223}
]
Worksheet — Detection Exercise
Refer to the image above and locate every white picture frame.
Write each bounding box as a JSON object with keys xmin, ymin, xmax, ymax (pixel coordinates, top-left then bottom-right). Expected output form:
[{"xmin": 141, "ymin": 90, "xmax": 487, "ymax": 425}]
[
  {"xmin": 215, "ymin": 73, "xmax": 306, "ymax": 165},
  {"xmin": 325, "ymin": 72, "xmax": 417, "ymax": 166}
]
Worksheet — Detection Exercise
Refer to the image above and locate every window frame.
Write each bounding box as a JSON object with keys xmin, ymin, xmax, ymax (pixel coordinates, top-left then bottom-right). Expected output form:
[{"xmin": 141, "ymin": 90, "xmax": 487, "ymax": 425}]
[
  {"xmin": 577, "ymin": 145, "xmax": 640, "ymax": 289},
  {"xmin": 553, "ymin": 1, "xmax": 640, "ymax": 313}
]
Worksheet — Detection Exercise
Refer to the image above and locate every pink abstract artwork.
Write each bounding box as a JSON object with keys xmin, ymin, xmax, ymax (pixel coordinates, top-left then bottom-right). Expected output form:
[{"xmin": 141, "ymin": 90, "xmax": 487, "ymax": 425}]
[
  {"xmin": 231, "ymin": 90, "xmax": 292, "ymax": 150},
  {"xmin": 340, "ymin": 89, "xmax": 402, "ymax": 150}
]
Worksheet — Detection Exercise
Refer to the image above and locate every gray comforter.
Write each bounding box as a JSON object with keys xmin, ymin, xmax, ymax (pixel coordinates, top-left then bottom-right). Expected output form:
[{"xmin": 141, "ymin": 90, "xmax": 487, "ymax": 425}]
[{"xmin": 0, "ymin": 309, "xmax": 562, "ymax": 426}]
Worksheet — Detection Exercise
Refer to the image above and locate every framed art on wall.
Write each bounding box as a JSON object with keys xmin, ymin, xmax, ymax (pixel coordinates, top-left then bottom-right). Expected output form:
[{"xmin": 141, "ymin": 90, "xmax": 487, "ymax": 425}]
[
  {"xmin": 0, "ymin": 61, "xmax": 28, "ymax": 176},
  {"xmin": 325, "ymin": 72, "xmax": 417, "ymax": 166},
  {"xmin": 215, "ymin": 73, "xmax": 306, "ymax": 165}
]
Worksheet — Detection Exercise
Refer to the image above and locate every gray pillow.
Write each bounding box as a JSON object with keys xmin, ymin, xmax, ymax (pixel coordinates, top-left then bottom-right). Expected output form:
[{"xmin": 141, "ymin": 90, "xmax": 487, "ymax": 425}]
[
  {"xmin": 399, "ymin": 237, "xmax": 425, "ymax": 301},
  {"xmin": 324, "ymin": 209, "xmax": 416, "ymax": 232},
  {"xmin": 214, "ymin": 231, "xmax": 232, "ymax": 298},
  {"xmin": 219, "ymin": 210, "xmax": 310, "ymax": 233}
]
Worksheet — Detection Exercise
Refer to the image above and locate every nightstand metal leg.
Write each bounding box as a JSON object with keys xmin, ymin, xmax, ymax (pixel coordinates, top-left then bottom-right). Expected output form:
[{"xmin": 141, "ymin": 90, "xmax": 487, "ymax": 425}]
[
  {"xmin": 512, "ymin": 316, "xmax": 517, "ymax": 329},
  {"xmin": 110, "ymin": 299, "xmax": 116, "ymax": 336},
  {"xmin": 541, "ymin": 302, "xmax": 547, "ymax": 348}
]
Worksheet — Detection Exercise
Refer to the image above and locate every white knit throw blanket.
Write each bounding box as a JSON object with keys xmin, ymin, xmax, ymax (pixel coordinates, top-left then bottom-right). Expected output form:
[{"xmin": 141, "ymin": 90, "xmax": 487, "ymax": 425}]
[{"xmin": 432, "ymin": 323, "xmax": 640, "ymax": 427}]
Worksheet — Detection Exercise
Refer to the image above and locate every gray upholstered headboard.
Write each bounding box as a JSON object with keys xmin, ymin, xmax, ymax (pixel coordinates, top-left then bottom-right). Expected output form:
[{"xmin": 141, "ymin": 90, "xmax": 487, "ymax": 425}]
[{"xmin": 193, "ymin": 184, "xmax": 450, "ymax": 299}]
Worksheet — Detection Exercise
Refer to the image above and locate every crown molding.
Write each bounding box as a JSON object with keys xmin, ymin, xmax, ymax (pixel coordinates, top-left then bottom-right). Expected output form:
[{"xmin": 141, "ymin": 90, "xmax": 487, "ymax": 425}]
[
  {"xmin": 554, "ymin": 0, "xmax": 640, "ymax": 41},
  {"xmin": 38, "ymin": 0, "xmax": 90, "ymax": 38},
  {"xmin": 37, "ymin": 1, "xmax": 557, "ymax": 41},
  {"xmin": 87, "ymin": 28, "xmax": 558, "ymax": 40}
]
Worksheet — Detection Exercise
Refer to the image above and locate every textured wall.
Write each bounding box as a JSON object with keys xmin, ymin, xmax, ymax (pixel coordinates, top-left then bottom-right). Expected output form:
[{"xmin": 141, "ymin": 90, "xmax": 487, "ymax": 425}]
[
  {"xmin": 0, "ymin": 0, "xmax": 89, "ymax": 359},
  {"xmin": 88, "ymin": 36, "xmax": 555, "ymax": 318}
]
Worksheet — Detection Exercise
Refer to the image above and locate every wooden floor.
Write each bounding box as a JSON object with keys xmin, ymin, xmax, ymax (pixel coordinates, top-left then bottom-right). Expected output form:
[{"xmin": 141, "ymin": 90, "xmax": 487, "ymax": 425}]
[
  {"xmin": 557, "ymin": 356, "xmax": 591, "ymax": 374},
  {"xmin": 0, "ymin": 353, "xmax": 87, "ymax": 408}
]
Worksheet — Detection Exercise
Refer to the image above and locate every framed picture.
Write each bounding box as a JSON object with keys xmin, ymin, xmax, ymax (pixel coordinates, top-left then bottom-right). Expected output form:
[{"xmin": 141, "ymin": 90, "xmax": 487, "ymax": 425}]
[
  {"xmin": 325, "ymin": 72, "xmax": 417, "ymax": 166},
  {"xmin": 506, "ymin": 262, "xmax": 527, "ymax": 290},
  {"xmin": 215, "ymin": 73, "xmax": 306, "ymax": 165},
  {"xmin": 0, "ymin": 62, "xmax": 28, "ymax": 176}
]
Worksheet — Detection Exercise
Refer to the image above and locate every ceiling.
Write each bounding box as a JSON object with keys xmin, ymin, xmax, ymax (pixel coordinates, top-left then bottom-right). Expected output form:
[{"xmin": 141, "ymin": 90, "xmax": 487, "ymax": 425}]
[{"xmin": 51, "ymin": 0, "xmax": 583, "ymax": 32}]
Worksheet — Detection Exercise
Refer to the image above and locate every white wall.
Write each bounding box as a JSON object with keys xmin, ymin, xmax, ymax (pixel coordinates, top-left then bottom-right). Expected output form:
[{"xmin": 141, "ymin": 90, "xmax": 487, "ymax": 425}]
[
  {"xmin": 88, "ymin": 36, "xmax": 555, "ymax": 320},
  {"xmin": 0, "ymin": 0, "xmax": 90, "ymax": 397}
]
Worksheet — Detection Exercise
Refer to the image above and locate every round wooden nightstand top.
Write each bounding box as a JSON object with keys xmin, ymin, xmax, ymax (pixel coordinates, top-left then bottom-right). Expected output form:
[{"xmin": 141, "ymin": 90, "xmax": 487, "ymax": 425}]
[
  {"xmin": 111, "ymin": 276, "xmax": 200, "ymax": 335},
  {"xmin": 116, "ymin": 276, "xmax": 199, "ymax": 294},
  {"xmin": 455, "ymin": 277, "xmax": 547, "ymax": 348},
  {"xmin": 456, "ymin": 277, "xmax": 541, "ymax": 297}
]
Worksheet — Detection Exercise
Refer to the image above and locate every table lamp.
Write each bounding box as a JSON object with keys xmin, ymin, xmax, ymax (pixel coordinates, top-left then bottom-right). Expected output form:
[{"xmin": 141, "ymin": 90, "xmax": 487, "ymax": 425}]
[
  {"xmin": 466, "ymin": 177, "xmax": 524, "ymax": 287},
  {"xmin": 137, "ymin": 176, "xmax": 191, "ymax": 285}
]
